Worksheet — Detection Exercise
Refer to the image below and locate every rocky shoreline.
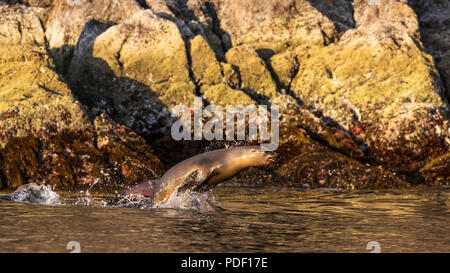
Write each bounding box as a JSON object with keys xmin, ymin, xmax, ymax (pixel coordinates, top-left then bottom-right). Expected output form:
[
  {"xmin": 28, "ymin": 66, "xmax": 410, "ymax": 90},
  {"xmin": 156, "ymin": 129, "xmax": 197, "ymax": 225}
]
[{"xmin": 0, "ymin": 0, "xmax": 449, "ymax": 191}]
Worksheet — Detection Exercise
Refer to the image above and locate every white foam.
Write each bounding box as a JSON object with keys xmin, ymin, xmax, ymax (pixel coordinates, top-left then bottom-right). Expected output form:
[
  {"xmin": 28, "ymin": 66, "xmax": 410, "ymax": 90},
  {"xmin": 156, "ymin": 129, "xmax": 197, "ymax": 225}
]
[
  {"xmin": 6, "ymin": 183, "xmax": 60, "ymax": 205},
  {"xmin": 154, "ymin": 190, "xmax": 216, "ymax": 212},
  {"xmin": 107, "ymin": 188, "xmax": 218, "ymax": 212}
]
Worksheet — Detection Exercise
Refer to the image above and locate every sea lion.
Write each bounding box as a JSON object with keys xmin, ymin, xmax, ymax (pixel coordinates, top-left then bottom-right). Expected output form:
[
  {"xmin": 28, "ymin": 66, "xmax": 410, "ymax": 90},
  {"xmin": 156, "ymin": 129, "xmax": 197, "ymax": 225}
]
[{"xmin": 114, "ymin": 146, "xmax": 278, "ymax": 205}]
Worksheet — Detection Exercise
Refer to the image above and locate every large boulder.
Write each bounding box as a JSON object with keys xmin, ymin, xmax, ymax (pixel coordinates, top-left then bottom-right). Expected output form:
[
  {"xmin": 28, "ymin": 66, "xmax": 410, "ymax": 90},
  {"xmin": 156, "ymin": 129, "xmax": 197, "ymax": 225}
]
[
  {"xmin": 45, "ymin": 0, "xmax": 143, "ymax": 74},
  {"xmin": 67, "ymin": 11, "xmax": 197, "ymax": 138},
  {"xmin": 209, "ymin": 0, "xmax": 354, "ymax": 52},
  {"xmin": 289, "ymin": 0, "xmax": 449, "ymax": 178},
  {"xmin": 0, "ymin": 3, "xmax": 164, "ymax": 190}
]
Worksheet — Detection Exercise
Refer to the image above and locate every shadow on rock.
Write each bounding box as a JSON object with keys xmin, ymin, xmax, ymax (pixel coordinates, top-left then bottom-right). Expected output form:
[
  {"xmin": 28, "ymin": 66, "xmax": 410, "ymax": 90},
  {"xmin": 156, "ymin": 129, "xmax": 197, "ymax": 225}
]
[{"xmin": 408, "ymin": 0, "xmax": 450, "ymax": 101}]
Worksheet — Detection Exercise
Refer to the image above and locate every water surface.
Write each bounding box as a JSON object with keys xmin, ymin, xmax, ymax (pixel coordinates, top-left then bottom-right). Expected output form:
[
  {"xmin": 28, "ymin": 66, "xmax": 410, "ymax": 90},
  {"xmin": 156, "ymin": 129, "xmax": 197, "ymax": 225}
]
[{"xmin": 0, "ymin": 186, "xmax": 449, "ymax": 252}]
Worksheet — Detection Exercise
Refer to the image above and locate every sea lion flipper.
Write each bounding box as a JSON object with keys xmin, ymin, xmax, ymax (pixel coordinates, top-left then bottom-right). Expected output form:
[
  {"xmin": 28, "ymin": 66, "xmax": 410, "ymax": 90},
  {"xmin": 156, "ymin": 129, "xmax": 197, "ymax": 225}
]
[{"xmin": 178, "ymin": 169, "xmax": 218, "ymax": 193}]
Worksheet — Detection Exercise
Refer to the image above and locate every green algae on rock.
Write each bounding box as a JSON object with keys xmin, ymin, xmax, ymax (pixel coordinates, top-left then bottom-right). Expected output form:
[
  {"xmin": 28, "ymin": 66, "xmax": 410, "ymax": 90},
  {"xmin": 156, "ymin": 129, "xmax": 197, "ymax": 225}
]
[
  {"xmin": 226, "ymin": 45, "xmax": 278, "ymax": 100},
  {"xmin": 67, "ymin": 10, "xmax": 196, "ymax": 139},
  {"xmin": 190, "ymin": 35, "xmax": 223, "ymax": 86},
  {"xmin": 0, "ymin": 3, "xmax": 90, "ymax": 147},
  {"xmin": 420, "ymin": 153, "xmax": 450, "ymax": 186},
  {"xmin": 199, "ymin": 83, "xmax": 255, "ymax": 107},
  {"xmin": 288, "ymin": 0, "xmax": 450, "ymax": 177},
  {"xmin": 0, "ymin": 2, "xmax": 165, "ymax": 190}
]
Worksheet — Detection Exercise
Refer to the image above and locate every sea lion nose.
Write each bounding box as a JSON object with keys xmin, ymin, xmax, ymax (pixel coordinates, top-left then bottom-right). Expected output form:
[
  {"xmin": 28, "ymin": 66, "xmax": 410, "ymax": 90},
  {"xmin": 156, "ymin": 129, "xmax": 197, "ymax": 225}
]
[{"xmin": 264, "ymin": 151, "xmax": 279, "ymax": 161}]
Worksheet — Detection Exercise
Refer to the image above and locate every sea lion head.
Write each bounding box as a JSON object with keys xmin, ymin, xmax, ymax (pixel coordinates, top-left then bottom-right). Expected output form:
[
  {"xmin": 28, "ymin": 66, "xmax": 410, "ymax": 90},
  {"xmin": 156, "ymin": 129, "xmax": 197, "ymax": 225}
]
[
  {"xmin": 201, "ymin": 146, "xmax": 280, "ymax": 190},
  {"xmin": 238, "ymin": 146, "xmax": 279, "ymax": 169}
]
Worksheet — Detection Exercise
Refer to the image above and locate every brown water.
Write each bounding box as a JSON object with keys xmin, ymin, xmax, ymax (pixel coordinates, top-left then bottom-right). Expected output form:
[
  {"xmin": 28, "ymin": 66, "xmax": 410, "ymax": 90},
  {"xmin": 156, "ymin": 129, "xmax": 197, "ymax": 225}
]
[{"xmin": 0, "ymin": 186, "xmax": 449, "ymax": 252}]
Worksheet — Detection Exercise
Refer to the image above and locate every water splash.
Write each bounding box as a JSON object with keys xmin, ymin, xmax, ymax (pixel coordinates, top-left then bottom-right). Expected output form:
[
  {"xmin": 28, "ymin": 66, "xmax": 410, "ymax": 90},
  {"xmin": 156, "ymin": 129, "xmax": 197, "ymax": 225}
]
[
  {"xmin": 0, "ymin": 182, "xmax": 219, "ymax": 212},
  {"xmin": 155, "ymin": 190, "xmax": 217, "ymax": 212},
  {"xmin": 0, "ymin": 183, "xmax": 60, "ymax": 205},
  {"xmin": 73, "ymin": 190, "xmax": 94, "ymax": 206},
  {"xmin": 107, "ymin": 187, "xmax": 218, "ymax": 212},
  {"xmin": 105, "ymin": 193, "xmax": 153, "ymax": 209}
]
